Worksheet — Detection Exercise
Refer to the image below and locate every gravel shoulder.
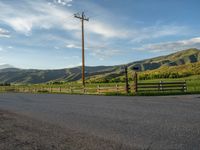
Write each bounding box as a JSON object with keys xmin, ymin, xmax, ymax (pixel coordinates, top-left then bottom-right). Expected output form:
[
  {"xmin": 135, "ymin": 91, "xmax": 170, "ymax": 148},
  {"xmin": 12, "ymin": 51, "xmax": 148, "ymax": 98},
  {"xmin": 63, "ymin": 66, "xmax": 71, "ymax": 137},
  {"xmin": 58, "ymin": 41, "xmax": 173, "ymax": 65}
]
[{"xmin": 0, "ymin": 109, "xmax": 132, "ymax": 150}]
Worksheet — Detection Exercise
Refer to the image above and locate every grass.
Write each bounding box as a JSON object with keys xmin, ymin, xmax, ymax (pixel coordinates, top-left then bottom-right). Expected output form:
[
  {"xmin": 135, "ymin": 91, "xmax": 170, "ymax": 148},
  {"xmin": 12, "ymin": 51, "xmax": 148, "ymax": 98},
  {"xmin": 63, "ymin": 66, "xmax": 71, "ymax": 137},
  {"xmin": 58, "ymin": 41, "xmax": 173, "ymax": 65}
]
[
  {"xmin": 133, "ymin": 75, "xmax": 200, "ymax": 95},
  {"xmin": 139, "ymin": 75, "xmax": 200, "ymax": 92},
  {"xmin": 0, "ymin": 75, "xmax": 200, "ymax": 96}
]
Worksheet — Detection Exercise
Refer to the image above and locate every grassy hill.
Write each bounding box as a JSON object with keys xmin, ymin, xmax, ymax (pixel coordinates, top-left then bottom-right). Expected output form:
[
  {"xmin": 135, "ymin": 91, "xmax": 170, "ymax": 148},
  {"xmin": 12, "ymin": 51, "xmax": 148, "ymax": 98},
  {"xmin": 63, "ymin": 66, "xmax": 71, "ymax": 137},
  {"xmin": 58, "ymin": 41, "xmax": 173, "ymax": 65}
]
[
  {"xmin": 0, "ymin": 48, "xmax": 200, "ymax": 84},
  {"xmin": 0, "ymin": 66, "xmax": 118, "ymax": 84},
  {"xmin": 127, "ymin": 48, "xmax": 200, "ymax": 71},
  {"xmin": 88, "ymin": 48, "xmax": 200, "ymax": 83},
  {"xmin": 139, "ymin": 61, "xmax": 200, "ymax": 80}
]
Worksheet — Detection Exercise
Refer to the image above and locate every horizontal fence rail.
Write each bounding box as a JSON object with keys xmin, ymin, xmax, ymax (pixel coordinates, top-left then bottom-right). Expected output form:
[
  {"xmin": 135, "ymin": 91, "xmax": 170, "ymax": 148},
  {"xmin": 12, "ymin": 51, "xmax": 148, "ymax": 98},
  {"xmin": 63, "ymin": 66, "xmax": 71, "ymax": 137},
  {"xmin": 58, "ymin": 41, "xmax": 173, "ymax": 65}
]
[
  {"xmin": 0, "ymin": 84, "xmax": 127, "ymax": 95},
  {"xmin": 137, "ymin": 81, "xmax": 187, "ymax": 93}
]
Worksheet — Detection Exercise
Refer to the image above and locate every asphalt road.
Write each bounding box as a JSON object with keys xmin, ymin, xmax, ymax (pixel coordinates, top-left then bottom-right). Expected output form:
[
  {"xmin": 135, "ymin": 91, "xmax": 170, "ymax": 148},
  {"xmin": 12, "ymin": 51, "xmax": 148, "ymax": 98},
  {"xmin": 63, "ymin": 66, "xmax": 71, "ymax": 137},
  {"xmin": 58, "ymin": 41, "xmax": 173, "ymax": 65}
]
[{"xmin": 0, "ymin": 93, "xmax": 200, "ymax": 150}]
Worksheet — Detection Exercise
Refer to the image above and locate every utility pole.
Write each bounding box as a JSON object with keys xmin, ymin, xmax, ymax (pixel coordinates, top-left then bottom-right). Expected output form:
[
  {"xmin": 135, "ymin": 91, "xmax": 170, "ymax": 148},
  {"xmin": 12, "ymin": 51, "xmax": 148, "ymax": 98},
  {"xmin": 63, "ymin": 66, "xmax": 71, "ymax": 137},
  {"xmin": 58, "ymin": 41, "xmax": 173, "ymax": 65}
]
[{"xmin": 74, "ymin": 12, "xmax": 89, "ymax": 87}]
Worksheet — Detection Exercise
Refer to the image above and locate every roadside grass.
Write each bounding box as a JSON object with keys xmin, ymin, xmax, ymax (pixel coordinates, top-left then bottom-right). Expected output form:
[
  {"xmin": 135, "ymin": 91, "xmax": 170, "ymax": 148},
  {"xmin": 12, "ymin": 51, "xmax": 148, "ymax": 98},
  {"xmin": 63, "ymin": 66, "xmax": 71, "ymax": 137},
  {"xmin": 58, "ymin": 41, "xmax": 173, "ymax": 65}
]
[
  {"xmin": 137, "ymin": 75, "xmax": 200, "ymax": 93},
  {"xmin": 0, "ymin": 75, "xmax": 200, "ymax": 96}
]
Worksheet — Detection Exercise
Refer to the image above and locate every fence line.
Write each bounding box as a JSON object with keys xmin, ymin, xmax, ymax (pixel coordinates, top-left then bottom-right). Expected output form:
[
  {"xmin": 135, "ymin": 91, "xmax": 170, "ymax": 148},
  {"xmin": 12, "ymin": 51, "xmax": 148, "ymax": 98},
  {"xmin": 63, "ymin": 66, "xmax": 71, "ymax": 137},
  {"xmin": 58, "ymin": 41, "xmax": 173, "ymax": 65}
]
[
  {"xmin": 0, "ymin": 84, "xmax": 127, "ymax": 95},
  {"xmin": 0, "ymin": 81, "xmax": 187, "ymax": 95}
]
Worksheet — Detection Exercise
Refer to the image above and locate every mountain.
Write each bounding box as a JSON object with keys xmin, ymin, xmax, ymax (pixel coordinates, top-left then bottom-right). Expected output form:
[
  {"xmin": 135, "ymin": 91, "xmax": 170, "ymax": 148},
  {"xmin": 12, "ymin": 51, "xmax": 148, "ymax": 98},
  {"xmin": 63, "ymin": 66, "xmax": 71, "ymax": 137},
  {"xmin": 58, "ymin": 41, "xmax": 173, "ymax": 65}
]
[
  {"xmin": 0, "ymin": 64, "xmax": 14, "ymax": 70},
  {"xmin": 88, "ymin": 48, "xmax": 200, "ymax": 83},
  {"xmin": 0, "ymin": 48, "xmax": 200, "ymax": 84},
  {"xmin": 0, "ymin": 66, "xmax": 117, "ymax": 84}
]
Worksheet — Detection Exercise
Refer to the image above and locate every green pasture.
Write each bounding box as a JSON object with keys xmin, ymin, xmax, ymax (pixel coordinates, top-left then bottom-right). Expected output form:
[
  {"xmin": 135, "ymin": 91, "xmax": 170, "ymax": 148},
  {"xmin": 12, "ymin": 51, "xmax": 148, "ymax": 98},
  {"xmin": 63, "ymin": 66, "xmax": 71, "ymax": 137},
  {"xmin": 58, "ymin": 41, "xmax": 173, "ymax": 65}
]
[{"xmin": 0, "ymin": 75, "xmax": 200, "ymax": 95}]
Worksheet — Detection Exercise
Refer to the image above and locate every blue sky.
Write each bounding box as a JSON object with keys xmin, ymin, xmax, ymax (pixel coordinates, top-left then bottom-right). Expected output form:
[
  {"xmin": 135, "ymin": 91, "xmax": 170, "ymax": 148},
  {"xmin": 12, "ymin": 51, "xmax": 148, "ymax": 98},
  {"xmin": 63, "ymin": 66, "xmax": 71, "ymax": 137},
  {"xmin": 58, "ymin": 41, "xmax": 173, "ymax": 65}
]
[{"xmin": 0, "ymin": 0, "xmax": 200, "ymax": 69}]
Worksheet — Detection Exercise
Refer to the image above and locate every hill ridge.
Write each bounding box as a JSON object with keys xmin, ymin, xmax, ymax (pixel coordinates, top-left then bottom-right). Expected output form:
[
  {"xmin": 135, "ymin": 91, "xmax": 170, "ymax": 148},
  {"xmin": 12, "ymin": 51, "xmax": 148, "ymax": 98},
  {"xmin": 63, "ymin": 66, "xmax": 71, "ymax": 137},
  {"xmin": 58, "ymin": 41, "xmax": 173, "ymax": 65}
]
[{"xmin": 0, "ymin": 48, "xmax": 199, "ymax": 84}]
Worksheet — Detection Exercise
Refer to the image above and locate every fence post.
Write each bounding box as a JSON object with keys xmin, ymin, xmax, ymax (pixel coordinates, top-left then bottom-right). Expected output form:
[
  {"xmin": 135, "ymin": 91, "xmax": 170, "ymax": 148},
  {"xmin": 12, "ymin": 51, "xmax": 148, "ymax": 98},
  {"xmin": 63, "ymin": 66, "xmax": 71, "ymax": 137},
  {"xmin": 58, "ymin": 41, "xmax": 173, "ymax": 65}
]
[
  {"xmin": 133, "ymin": 72, "xmax": 138, "ymax": 93},
  {"xmin": 83, "ymin": 86, "xmax": 85, "ymax": 94},
  {"xmin": 60, "ymin": 86, "xmax": 62, "ymax": 93},
  {"xmin": 184, "ymin": 80, "xmax": 187, "ymax": 92},
  {"xmin": 70, "ymin": 86, "xmax": 72, "ymax": 94},
  {"xmin": 124, "ymin": 66, "xmax": 130, "ymax": 94},
  {"xmin": 116, "ymin": 84, "xmax": 118, "ymax": 93},
  {"xmin": 159, "ymin": 81, "xmax": 163, "ymax": 91},
  {"xmin": 97, "ymin": 85, "xmax": 100, "ymax": 94}
]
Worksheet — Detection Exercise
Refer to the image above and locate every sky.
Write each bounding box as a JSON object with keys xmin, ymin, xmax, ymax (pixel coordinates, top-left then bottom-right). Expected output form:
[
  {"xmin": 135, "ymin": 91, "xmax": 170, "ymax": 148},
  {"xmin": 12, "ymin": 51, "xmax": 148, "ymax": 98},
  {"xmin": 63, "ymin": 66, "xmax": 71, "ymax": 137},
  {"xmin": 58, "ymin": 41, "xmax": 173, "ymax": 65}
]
[{"xmin": 0, "ymin": 0, "xmax": 200, "ymax": 69}]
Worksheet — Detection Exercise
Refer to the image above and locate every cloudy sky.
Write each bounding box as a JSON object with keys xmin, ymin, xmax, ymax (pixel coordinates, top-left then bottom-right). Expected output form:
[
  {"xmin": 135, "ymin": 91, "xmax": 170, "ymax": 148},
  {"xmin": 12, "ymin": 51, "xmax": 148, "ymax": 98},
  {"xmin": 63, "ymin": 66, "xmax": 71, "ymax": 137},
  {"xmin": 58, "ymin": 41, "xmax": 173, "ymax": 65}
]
[{"xmin": 0, "ymin": 0, "xmax": 200, "ymax": 69}]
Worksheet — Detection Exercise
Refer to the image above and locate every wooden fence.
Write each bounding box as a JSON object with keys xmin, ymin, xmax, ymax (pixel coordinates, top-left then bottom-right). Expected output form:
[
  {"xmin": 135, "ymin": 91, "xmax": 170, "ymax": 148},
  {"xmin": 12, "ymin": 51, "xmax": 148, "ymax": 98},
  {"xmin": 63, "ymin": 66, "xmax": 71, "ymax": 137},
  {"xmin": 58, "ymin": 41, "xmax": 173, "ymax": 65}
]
[
  {"xmin": 136, "ymin": 81, "xmax": 187, "ymax": 93},
  {"xmin": 0, "ymin": 80, "xmax": 187, "ymax": 95},
  {"xmin": 0, "ymin": 84, "xmax": 127, "ymax": 95}
]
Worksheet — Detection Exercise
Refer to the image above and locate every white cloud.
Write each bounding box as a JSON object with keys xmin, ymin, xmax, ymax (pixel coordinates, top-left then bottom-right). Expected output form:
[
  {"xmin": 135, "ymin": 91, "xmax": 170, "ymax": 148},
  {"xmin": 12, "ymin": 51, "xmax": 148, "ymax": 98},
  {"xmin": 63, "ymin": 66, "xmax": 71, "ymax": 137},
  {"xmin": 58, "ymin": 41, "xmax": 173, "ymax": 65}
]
[
  {"xmin": 54, "ymin": 46, "xmax": 60, "ymax": 50},
  {"xmin": 64, "ymin": 55, "xmax": 79, "ymax": 60},
  {"xmin": 0, "ymin": 28, "xmax": 10, "ymax": 38},
  {"xmin": 89, "ymin": 47, "xmax": 121, "ymax": 61},
  {"xmin": 67, "ymin": 4, "xmax": 72, "ymax": 7},
  {"xmin": 86, "ymin": 21, "xmax": 128, "ymax": 38},
  {"xmin": 0, "ymin": 47, "xmax": 7, "ymax": 52},
  {"xmin": 0, "ymin": 1, "xmax": 133, "ymax": 39},
  {"xmin": 134, "ymin": 37, "xmax": 200, "ymax": 53},
  {"xmin": 0, "ymin": 0, "xmax": 189, "ymax": 42},
  {"xmin": 131, "ymin": 25, "xmax": 188, "ymax": 42},
  {"xmin": 5, "ymin": 18, "xmax": 32, "ymax": 35},
  {"xmin": 66, "ymin": 44, "xmax": 81, "ymax": 49},
  {"xmin": 54, "ymin": 0, "xmax": 72, "ymax": 6},
  {"xmin": 8, "ymin": 46, "xmax": 13, "ymax": 49},
  {"xmin": 0, "ymin": 0, "xmax": 77, "ymax": 35}
]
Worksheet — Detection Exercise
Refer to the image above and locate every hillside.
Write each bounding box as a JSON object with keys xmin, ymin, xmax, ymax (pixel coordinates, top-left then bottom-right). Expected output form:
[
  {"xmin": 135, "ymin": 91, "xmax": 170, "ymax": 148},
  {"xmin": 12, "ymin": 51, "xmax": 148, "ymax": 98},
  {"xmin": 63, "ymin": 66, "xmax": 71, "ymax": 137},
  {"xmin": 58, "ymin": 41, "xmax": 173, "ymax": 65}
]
[
  {"xmin": 139, "ymin": 61, "xmax": 200, "ymax": 80},
  {"xmin": 127, "ymin": 48, "xmax": 200, "ymax": 71},
  {"xmin": 0, "ymin": 64, "xmax": 14, "ymax": 70},
  {"xmin": 88, "ymin": 48, "xmax": 200, "ymax": 83},
  {"xmin": 0, "ymin": 48, "xmax": 200, "ymax": 84},
  {"xmin": 0, "ymin": 66, "xmax": 118, "ymax": 84}
]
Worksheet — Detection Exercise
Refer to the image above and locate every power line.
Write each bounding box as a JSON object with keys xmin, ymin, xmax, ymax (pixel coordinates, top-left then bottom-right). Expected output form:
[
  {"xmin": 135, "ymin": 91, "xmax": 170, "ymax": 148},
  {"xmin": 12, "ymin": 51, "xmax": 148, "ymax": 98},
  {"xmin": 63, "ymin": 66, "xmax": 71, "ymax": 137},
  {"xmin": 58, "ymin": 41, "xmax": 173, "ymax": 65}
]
[{"xmin": 74, "ymin": 12, "xmax": 89, "ymax": 87}]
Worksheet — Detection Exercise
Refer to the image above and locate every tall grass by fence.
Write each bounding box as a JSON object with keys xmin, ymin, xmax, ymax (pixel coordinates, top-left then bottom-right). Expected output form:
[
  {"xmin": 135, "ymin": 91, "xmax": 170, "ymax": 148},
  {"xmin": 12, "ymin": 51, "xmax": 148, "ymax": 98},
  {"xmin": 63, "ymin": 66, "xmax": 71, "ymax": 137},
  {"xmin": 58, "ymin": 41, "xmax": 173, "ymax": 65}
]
[
  {"xmin": 0, "ymin": 80, "xmax": 193, "ymax": 95},
  {"xmin": 0, "ymin": 84, "xmax": 128, "ymax": 95}
]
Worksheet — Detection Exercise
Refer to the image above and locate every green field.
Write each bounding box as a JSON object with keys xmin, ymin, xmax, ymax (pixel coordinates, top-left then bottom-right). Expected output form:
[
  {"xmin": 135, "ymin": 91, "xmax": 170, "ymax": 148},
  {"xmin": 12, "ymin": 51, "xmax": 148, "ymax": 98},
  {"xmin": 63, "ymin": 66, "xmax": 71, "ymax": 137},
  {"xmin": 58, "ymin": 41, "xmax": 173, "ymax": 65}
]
[
  {"xmin": 0, "ymin": 75, "xmax": 200, "ymax": 95},
  {"xmin": 138, "ymin": 75, "xmax": 200, "ymax": 92}
]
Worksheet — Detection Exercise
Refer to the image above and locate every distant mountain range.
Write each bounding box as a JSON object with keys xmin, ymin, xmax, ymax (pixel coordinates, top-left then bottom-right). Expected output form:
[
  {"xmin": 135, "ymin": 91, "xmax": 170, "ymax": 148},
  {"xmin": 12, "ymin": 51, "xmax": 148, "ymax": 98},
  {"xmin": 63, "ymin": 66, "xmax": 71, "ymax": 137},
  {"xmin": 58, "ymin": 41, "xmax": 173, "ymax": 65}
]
[
  {"xmin": 0, "ymin": 48, "xmax": 200, "ymax": 84},
  {"xmin": 0, "ymin": 64, "xmax": 14, "ymax": 70}
]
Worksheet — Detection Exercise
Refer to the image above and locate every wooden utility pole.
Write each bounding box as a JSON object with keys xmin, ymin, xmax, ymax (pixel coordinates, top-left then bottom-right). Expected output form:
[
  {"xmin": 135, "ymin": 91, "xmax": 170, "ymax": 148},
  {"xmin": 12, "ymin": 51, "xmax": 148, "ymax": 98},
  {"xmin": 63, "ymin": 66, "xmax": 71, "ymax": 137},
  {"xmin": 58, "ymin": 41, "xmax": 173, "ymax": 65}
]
[{"xmin": 74, "ymin": 12, "xmax": 89, "ymax": 87}]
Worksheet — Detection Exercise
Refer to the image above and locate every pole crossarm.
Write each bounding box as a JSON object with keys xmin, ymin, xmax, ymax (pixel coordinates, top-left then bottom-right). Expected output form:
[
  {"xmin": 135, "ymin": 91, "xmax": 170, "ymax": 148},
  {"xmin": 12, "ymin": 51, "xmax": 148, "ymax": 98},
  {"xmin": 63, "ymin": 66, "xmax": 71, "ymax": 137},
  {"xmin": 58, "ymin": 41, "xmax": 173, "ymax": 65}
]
[{"xmin": 74, "ymin": 12, "xmax": 89, "ymax": 21}]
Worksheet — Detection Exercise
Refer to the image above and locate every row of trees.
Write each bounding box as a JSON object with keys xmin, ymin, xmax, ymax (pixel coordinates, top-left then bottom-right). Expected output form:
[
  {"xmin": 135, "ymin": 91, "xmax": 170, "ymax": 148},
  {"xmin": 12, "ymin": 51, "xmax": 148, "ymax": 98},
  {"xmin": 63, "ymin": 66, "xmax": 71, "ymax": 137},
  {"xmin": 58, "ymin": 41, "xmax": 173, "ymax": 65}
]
[
  {"xmin": 139, "ymin": 72, "xmax": 193, "ymax": 80},
  {"xmin": 88, "ymin": 71, "xmax": 197, "ymax": 83},
  {"xmin": 0, "ymin": 83, "xmax": 11, "ymax": 86}
]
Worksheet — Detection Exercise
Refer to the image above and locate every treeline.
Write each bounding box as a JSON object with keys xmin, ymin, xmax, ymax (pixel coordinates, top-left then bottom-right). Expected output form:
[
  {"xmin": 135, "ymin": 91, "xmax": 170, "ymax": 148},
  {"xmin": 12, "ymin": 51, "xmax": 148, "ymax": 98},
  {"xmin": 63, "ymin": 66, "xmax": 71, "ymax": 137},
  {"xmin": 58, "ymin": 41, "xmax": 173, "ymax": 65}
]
[
  {"xmin": 0, "ymin": 83, "xmax": 11, "ymax": 86},
  {"xmin": 88, "ymin": 70, "xmax": 198, "ymax": 83},
  {"xmin": 47, "ymin": 81, "xmax": 65, "ymax": 85},
  {"xmin": 139, "ymin": 72, "xmax": 193, "ymax": 80},
  {"xmin": 139, "ymin": 62, "xmax": 200, "ymax": 80}
]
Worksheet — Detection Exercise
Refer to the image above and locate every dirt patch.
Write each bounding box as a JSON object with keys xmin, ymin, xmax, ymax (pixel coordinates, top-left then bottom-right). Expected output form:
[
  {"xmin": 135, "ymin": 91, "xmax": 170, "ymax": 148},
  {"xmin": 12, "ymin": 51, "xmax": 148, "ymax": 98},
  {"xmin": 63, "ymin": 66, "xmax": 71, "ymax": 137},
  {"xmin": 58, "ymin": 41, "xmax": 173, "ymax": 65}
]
[{"xmin": 0, "ymin": 110, "xmax": 134, "ymax": 150}]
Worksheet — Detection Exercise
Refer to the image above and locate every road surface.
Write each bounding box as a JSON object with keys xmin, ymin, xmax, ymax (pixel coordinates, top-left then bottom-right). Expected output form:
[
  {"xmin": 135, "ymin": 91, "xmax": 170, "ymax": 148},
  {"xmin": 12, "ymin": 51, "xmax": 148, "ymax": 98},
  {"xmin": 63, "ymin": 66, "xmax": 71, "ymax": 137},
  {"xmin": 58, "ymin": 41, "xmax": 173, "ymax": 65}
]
[{"xmin": 0, "ymin": 93, "xmax": 200, "ymax": 150}]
